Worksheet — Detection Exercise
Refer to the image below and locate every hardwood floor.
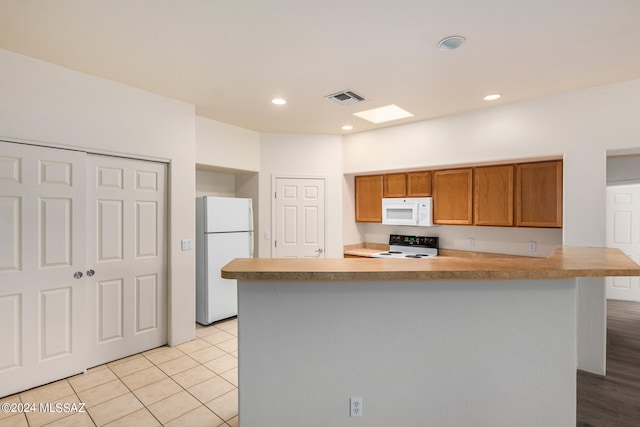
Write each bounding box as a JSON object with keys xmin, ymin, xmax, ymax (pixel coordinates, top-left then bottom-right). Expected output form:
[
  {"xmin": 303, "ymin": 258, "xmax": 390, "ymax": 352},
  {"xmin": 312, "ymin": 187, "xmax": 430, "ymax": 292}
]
[{"xmin": 577, "ymin": 299, "xmax": 640, "ymax": 426}]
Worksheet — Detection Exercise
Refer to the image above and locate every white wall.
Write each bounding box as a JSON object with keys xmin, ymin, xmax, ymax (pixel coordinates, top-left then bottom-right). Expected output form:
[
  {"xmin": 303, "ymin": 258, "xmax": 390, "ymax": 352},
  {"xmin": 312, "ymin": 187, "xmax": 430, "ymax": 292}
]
[
  {"xmin": 258, "ymin": 133, "xmax": 343, "ymax": 258},
  {"xmin": 344, "ymin": 80, "xmax": 640, "ymax": 174},
  {"xmin": 195, "ymin": 169, "xmax": 236, "ymax": 197},
  {"xmin": 343, "ymin": 78, "xmax": 640, "ymax": 374},
  {"xmin": 195, "ymin": 116, "xmax": 260, "ymax": 172},
  {"xmin": 0, "ymin": 48, "xmax": 196, "ymax": 346},
  {"xmin": 195, "ymin": 116, "xmax": 261, "ymax": 250}
]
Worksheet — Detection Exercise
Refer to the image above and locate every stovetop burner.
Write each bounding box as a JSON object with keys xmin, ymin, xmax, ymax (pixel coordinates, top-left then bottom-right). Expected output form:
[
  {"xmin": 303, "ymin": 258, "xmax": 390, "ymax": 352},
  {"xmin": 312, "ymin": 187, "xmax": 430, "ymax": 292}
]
[{"xmin": 371, "ymin": 234, "xmax": 439, "ymax": 259}]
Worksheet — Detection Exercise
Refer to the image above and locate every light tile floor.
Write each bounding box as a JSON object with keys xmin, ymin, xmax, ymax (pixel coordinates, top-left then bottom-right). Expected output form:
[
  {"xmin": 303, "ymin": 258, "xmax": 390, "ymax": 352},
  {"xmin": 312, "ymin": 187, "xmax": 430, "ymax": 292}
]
[{"xmin": 0, "ymin": 319, "xmax": 238, "ymax": 427}]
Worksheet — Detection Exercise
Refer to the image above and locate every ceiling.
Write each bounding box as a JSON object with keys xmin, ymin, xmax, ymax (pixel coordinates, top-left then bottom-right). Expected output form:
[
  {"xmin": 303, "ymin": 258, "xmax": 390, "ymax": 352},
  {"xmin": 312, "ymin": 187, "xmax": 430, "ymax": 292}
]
[{"xmin": 1, "ymin": 0, "xmax": 640, "ymax": 135}]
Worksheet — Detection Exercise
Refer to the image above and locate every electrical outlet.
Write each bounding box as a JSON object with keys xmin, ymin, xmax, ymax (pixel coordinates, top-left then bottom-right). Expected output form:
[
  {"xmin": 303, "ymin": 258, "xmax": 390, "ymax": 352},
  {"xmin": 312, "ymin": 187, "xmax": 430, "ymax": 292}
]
[
  {"xmin": 468, "ymin": 238, "xmax": 476, "ymax": 249},
  {"xmin": 528, "ymin": 241, "xmax": 537, "ymax": 252},
  {"xmin": 350, "ymin": 397, "xmax": 363, "ymax": 417}
]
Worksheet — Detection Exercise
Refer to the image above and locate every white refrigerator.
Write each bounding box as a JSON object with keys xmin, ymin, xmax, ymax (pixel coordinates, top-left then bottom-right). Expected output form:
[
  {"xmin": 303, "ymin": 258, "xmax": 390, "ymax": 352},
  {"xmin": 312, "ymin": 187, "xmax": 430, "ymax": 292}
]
[{"xmin": 196, "ymin": 196, "xmax": 254, "ymax": 325}]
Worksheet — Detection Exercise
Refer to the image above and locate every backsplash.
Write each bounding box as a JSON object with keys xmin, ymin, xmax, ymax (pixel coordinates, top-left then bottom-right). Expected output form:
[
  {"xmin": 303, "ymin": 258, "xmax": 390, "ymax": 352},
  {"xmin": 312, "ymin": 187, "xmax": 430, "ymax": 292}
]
[{"xmin": 357, "ymin": 223, "xmax": 563, "ymax": 258}]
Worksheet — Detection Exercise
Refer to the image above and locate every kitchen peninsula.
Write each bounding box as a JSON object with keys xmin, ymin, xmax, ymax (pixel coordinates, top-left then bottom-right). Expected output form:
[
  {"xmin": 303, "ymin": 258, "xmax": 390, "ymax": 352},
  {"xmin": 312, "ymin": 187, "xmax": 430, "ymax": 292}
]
[{"xmin": 223, "ymin": 247, "xmax": 640, "ymax": 426}]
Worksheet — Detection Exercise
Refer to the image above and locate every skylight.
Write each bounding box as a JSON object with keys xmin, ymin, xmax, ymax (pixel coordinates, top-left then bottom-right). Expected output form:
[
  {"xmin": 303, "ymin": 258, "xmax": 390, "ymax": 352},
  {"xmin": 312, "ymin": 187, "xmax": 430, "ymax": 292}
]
[{"xmin": 352, "ymin": 104, "xmax": 414, "ymax": 124}]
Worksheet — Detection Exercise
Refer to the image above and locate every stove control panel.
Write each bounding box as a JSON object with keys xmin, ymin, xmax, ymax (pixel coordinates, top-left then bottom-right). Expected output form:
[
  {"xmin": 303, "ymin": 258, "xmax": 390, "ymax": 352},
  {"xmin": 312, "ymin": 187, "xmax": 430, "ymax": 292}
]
[{"xmin": 388, "ymin": 234, "xmax": 438, "ymax": 249}]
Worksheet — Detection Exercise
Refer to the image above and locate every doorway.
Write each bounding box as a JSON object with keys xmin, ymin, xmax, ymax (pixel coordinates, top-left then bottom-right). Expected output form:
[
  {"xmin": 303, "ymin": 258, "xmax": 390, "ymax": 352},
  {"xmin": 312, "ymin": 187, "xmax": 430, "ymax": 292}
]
[{"xmin": 606, "ymin": 184, "xmax": 640, "ymax": 301}]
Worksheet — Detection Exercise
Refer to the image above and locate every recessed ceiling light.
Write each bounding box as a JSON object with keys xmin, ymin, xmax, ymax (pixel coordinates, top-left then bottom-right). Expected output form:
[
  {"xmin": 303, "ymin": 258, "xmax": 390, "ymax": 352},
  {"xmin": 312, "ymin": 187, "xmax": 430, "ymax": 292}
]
[
  {"xmin": 271, "ymin": 98, "xmax": 287, "ymax": 105},
  {"xmin": 342, "ymin": 125, "xmax": 354, "ymax": 131},
  {"xmin": 483, "ymin": 94, "xmax": 502, "ymax": 101},
  {"xmin": 437, "ymin": 35, "xmax": 466, "ymax": 51},
  {"xmin": 353, "ymin": 104, "xmax": 414, "ymax": 124}
]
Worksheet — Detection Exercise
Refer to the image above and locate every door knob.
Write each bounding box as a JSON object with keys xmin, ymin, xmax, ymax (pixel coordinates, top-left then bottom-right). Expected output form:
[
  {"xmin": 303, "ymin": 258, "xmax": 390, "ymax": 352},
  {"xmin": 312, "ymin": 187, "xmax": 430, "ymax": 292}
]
[
  {"xmin": 73, "ymin": 271, "xmax": 83, "ymax": 279},
  {"xmin": 315, "ymin": 248, "xmax": 324, "ymax": 253},
  {"xmin": 86, "ymin": 269, "xmax": 95, "ymax": 277}
]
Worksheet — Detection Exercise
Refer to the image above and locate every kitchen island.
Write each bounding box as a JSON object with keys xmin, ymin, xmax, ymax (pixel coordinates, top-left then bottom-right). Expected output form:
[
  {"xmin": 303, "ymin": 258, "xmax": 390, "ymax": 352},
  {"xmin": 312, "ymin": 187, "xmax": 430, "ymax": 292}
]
[{"xmin": 222, "ymin": 247, "xmax": 640, "ymax": 427}]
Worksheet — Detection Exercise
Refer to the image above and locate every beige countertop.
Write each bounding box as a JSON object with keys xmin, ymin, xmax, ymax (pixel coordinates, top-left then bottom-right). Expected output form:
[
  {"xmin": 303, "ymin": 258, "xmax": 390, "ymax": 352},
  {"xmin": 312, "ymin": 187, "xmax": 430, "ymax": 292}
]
[
  {"xmin": 222, "ymin": 246, "xmax": 640, "ymax": 282},
  {"xmin": 343, "ymin": 243, "xmax": 387, "ymax": 258},
  {"xmin": 343, "ymin": 243, "xmax": 533, "ymax": 259}
]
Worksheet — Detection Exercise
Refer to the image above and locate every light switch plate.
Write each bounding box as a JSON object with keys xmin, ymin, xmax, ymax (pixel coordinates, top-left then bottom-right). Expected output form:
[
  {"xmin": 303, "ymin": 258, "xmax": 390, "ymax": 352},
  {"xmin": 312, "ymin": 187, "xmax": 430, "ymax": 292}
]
[{"xmin": 181, "ymin": 239, "xmax": 193, "ymax": 251}]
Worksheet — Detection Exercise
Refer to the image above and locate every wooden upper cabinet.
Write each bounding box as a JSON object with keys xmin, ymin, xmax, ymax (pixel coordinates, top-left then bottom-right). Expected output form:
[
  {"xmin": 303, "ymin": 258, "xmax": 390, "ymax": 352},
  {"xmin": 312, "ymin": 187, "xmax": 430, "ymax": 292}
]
[
  {"xmin": 433, "ymin": 168, "xmax": 473, "ymax": 225},
  {"xmin": 383, "ymin": 173, "xmax": 407, "ymax": 197},
  {"xmin": 353, "ymin": 159, "xmax": 562, "ymax": 227},
  {"xmin": 407, "ymin": 171, "xmax": 432, "ymax": 197},
  {"xmin": 355, "ymin": 175, "xmax": 384, "ymax": 222},
  {"xmin": 516, "ymin": 160, "xmax": 563, "ymax": 227},
  {"xmin": 474, "ymin": 165, "xmax": 514, "ymax": 226}
]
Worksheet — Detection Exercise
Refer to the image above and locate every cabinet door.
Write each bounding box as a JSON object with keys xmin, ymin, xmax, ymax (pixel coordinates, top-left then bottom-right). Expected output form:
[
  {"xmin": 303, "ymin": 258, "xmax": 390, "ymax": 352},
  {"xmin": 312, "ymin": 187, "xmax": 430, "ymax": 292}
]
[
  {"xmin": 355, "ymin": 175, "xmax": 383, "ymax": 222},
  {"xmin": 383, "ymin": 173, "xmax": 407, "ymax": 197},
  {"xmin": 407, "ymin": 171, "xmax": 432, "ymax": 197},
  {"xmin": 433, "ymin": 168, "xmax": 473, "ymax": 225},
  {"xmin": 474, "ymin": 165, "xmax": 514, "ymax": 226},
  {"xmin": 516, "ymin": 161, "xmax": 562, "ymax": 227}
]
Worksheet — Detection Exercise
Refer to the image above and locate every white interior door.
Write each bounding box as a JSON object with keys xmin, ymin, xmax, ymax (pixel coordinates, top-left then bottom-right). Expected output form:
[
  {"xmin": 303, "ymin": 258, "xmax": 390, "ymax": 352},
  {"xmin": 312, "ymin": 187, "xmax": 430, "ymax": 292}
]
[
  {"xmin": 274, "ymin": 177, "xmax": 325, "ymax": 258},
  {"xmin": 86, "ymin": 155, "xmax": 167, "ymax": 367},
  {"xmin": 606, "ymin": 185, "xmax": 640, "ymax": 301},
  {"xmin": 0, "ymin": 141, "xmax": 87, "ymax": 397}
]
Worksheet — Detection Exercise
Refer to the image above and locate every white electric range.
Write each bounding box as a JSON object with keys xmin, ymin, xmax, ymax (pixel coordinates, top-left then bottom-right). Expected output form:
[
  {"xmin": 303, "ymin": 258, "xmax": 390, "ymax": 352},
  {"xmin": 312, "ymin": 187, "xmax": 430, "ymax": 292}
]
[{"xmin": 371, "ymin": 234, "xmax": 439, "ymax": 259}]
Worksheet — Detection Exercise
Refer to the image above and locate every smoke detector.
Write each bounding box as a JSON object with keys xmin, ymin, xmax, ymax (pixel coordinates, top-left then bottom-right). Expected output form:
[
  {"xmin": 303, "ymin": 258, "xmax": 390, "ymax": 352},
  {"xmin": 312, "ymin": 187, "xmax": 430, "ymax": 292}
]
[{"xmin": 324, "ymin": 90, "xmax": 367, "ymax": 106}]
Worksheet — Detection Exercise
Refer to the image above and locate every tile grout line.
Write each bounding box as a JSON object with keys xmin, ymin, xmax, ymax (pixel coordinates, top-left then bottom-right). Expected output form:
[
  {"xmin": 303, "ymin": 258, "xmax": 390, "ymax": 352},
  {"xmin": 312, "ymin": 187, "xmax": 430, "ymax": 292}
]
[
  {"xmin": 171, "ymin": 322, "xmax": 238, "ymax": 424},
  {"xmin": 103, "ymin": 361, "xmax": 164, "ymax": 427},
  {"xmin": 4, "ymin": 320, "xmax": 238, "ymax": 427},
  {"xmin": 140, "ymin": 349, "xmax": 200, "ymax": 425},
  {"xmin": 17, "ymin": 379, "xmax": 81, "ymax": 427},
  {"xmin": 146, "ymin": 337, "xmax": 238, "ymax": 424}
]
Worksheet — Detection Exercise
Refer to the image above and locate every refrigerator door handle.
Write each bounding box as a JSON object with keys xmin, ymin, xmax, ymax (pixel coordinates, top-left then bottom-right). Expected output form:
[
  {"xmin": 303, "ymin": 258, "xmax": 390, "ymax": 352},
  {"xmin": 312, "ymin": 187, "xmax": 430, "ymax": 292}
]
[{"xmin": 250, "ymin": 232, "xmax": 255, "ymax": 257}]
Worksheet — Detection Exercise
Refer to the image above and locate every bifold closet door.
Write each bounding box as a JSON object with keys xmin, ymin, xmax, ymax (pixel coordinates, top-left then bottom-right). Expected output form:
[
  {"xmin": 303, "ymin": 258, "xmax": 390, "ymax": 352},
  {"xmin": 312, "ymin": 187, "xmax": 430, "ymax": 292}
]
[
  {"xmin": 85, "ymin": 155, "xmax": 167, "ymax": 367},
  {"xmin": 0, "ymin": 141, "xmax": 167, "ymax": 397},
  {"xmin": 0, "ymin": 141, "xmax": 88, "ymax": 397}
]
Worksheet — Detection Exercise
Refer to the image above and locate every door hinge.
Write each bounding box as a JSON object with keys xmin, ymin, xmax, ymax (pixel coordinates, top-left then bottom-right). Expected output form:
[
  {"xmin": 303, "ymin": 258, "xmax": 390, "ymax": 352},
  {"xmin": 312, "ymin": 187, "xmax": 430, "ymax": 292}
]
[
  {"xmin": 274, "ymin": 191, "xmax": 277, "ymax": 199},
  {"xmin": 275, "ymin": 240, "xmax": 277, "ymax": 248}
]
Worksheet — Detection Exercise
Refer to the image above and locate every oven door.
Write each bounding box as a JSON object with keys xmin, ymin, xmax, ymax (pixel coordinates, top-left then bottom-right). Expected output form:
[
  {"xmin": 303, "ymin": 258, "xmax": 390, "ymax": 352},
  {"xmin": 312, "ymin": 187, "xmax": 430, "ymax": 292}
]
[{"xmin": 382, "ymin": 201, "xmax": 419, "ymax": 226}]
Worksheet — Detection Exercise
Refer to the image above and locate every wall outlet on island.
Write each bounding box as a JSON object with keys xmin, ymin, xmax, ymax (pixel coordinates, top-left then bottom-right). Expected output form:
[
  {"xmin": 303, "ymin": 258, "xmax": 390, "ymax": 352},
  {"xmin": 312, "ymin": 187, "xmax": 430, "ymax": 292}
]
[
  {"xmin": 350, "ymin": 396, "xmax": 363, "ymax": 417},
  {"xmin": 528, "ymin": 241, "xmax": 537, "ymax": 252},
  {"xmin": 468, "ymin": 238, "xmax": 476, "ymax": 249}
]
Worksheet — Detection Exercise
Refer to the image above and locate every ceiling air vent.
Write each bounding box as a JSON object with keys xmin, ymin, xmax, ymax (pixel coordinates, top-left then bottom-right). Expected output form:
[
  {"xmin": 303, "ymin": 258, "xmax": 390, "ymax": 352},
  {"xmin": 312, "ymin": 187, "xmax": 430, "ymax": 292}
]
[{"xmin": 324, "ymin": 90, "xmax": 367, "ymax": 106}]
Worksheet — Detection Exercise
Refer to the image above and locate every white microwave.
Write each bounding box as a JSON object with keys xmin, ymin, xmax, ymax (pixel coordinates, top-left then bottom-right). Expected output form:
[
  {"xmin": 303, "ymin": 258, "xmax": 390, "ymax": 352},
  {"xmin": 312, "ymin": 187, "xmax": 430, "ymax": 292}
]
[{"xmin": 382, "ymin": 197, "xmax": 433, "ymax": 227}]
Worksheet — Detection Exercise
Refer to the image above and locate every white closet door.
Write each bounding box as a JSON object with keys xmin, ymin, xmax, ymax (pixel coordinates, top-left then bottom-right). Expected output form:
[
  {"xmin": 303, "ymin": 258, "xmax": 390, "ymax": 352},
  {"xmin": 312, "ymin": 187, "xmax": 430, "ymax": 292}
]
[
  {"xmin": 86, "ymin": 155, "xmax": 167, "ymax": 367},
  {"xmin": 0, "ymin": 141, "xmax": 87, "ymax": 397}
]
